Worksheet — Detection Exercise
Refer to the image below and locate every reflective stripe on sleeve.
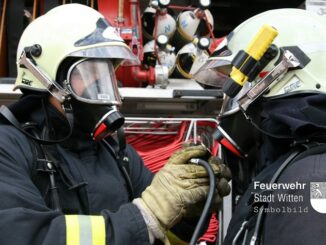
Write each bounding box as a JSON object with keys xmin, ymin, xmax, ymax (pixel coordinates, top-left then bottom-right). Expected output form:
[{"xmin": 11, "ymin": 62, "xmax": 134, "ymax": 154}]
[
  {"xmin": 90, "ymin": 216, "xmax": 105, "ymax": 245},
  {"xmin": 65, "ymin": 215, "xmax": 80, "ymax": 245},
  {"xmin": 65, "ymin": 215, "xmax": 106, "ymax": 245}
]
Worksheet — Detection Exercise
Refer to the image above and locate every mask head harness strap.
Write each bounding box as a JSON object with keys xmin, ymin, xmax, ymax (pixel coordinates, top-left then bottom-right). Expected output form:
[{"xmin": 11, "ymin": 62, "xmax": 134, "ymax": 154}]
[{"xmin": 0, "ymin": 105, "xmax": 73, "ymax": 144}]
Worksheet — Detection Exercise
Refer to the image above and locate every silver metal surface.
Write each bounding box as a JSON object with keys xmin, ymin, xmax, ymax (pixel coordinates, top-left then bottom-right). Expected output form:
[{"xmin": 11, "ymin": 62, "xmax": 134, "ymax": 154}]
[{"xmin": 237, "ymin": 50, "xmax": 300, "ymax": 111}]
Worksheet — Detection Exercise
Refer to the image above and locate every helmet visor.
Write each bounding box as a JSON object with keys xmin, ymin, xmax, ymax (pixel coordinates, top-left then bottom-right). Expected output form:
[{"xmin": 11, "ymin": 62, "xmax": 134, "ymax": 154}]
[
  {"xmin": 194, "ymin": 58, "xmax": 232, "ymax": 88},
  {"xmin": 67, "ymin": 58, "xmax": 121, "ymax": 105},
  {"xmin": 69, "ymin": 45, "xmax": 140, "ymax": 66},
  {"xmin": 219, "ymin": 82, "xmax": 252, "ymax": 117}
]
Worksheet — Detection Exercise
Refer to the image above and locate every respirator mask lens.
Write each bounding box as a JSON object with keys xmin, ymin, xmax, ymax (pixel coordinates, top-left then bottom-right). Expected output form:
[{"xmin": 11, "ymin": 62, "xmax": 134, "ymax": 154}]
[
  {"xmin": 67, "ymin": 58, "xmax": 125, "ymax": 141},
  {"xmin": 68, "ymin": 58, "xmax": 121, "ymax": 105}
]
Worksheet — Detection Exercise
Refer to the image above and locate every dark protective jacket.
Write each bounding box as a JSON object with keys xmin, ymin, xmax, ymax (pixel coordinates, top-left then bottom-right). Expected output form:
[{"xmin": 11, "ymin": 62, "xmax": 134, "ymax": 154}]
[
  {"xmin": 224, "ymin": 94, "xmax": 326, "ymax": 245},
  {"xmin": 0, "ymin": 95, "xmax": 153, "ymax": 244}
]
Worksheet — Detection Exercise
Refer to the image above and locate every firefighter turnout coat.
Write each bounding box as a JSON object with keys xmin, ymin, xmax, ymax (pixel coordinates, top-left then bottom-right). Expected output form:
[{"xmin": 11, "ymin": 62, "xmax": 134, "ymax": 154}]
[{"xmin": 0, "ymin": 96, "xmax": 154, "ymax": 245}]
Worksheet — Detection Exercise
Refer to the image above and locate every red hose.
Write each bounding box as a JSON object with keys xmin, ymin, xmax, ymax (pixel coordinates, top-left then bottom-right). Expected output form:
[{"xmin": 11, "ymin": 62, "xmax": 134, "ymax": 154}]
[
  {"xmin": 199, "ymin": 213, "xmax": 219, "ymax": 243},
  {"xmin": 126, "ymin": 120, "xmax": 219, "ymax": 243}
]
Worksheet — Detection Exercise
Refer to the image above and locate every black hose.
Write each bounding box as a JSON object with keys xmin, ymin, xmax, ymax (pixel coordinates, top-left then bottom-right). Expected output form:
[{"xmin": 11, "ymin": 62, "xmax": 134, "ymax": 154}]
[{"xmin": 189, "ymin": 158, "xmax": 216, "ymax": 245}]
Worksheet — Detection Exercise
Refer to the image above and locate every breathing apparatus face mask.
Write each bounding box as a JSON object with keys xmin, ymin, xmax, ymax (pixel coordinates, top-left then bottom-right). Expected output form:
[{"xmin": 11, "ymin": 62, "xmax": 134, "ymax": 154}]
[
  {"xmin": 193, "ymin": 36, "xmax": 257, "ymax": 158},
  {"xmin": 67, "ymin": 58, "xmax": 121, "ymax": 105},
  {"xmin": 214, "ymin": 82, "xmax": 259, "ymax": 159},
  {"xmin": 65, "ymin": 58, "xmax": 125, "ymax": 141}
]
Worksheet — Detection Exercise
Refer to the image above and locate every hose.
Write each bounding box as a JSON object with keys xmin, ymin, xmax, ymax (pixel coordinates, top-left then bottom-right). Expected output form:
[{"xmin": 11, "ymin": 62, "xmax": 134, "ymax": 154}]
[
  {"xmin": 198, "ymin": 214, "xmax": 218, "ymax": 243},
  {"xmin": 126, "ymin": 121, "xmax": 219, "ymax": 242},
  {"xmin": 126, "ymin": 121, "xmax": 188, "ymax": 172},
  {"xmin": 189, "ymin": 158, "xmax": 216, "ymax": 245}
]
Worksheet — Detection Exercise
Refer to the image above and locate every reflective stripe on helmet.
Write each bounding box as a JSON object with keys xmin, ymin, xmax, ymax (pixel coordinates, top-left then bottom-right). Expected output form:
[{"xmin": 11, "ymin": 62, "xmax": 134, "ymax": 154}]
[{"xmin": 65, "ymin": 215, "xmax": 105, "ymax": 245}]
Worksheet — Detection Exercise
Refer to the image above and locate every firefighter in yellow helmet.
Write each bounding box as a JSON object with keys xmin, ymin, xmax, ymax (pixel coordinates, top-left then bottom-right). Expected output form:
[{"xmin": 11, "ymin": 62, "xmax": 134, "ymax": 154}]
[{"xmin": 0, "ymin": 3, "xmax": 231, "ymax": 245}]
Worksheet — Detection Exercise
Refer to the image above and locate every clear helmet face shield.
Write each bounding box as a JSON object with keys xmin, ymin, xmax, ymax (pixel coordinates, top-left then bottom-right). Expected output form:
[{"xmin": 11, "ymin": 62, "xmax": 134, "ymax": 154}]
[
  {"xmin": 67, "ymin": 58, "xmax": 122, "ymax": 105},
  {"xmin": 68, "ymin": 45, "xmax": 140, "ymax": 67},
  {"xmin": 193, "ymin": 59, "xmax": 231, "ymax": 88},
  {"xmin": 193, "ymin": 35, "xmax": 233, "ymax": 88}
]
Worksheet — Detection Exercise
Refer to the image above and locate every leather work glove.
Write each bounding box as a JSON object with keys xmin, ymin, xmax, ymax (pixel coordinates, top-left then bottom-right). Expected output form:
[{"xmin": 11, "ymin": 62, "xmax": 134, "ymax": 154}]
[
  {"xmin": 186, "ymin": 156, "xmax": 232, "ymax": 216},
  {"xmin": 133, "ymin": 145, "xmax": 232, "ymax": 244}
]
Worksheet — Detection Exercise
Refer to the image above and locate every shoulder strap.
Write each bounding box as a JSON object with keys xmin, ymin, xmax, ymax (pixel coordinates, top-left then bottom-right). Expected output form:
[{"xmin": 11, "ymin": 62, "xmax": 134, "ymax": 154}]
[
  {"xmin": 117, "ymin": 127, "xmax": 130, "ymax": 174},
  {"xmin": 23, "ymin": 124, "xmax": 62, "ymax": 211},
  {"xmin": 30, "ymin": 136, "xmax": 90, "ymax": 213},
  {"xmin": 249, "ymin": 148, "xmax": 303, "ymax": 245},
  {"xmin": 21, "ymin": 120, "xmax": 89, "ymax": 212},
  {"xmin": 43, "ymin": 143, "xmax": 90, "ymax": 213}
]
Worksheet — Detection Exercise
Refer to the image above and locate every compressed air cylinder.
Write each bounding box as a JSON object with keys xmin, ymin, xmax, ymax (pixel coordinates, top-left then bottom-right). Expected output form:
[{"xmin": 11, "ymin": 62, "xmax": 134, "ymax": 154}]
[
  {"xmin": 142, "ymin": 6, "xmax": 176, "ymax": 42},
  {"xmin": 174, "ymin": 37, "xmax": 210, "ymax": 79},
  {"xmin": 172, "ymin": 8, "xmax": 214, "ymax": 50},
  {"xmin": 143, "ymin": 34, "xmax": 177, "ymax": 75}
]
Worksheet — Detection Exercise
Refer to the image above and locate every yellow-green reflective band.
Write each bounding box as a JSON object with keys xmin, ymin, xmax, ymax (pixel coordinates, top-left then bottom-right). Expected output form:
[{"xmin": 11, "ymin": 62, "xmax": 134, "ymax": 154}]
[
  {"xmin": 90, "ymin": 216, "xmax": 105, "ymax": 245},
  {"xmin": 65, "ymin": 215, "xmax": 80, "ymax": 245},
  {"xmin": 65, "ymin": 215, "xmax": 105, "ymax": 245}
]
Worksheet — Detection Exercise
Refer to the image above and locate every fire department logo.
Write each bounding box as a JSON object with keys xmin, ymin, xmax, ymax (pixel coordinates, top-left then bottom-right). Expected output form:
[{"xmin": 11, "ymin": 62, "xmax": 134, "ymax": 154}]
[{"xmin": 310, "ymin": 182, "xmax": 326, "ymax": 213}]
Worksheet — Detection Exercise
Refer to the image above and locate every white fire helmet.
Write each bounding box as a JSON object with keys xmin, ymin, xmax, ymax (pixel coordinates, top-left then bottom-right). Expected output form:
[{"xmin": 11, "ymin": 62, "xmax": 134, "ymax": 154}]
[
  {"xmin": 195, "ymin": 8, "xmax": 326, "ymax": 114},
  {"xmin": 15, "ymin": 4, "xmax": 140, "ymax": 106}
]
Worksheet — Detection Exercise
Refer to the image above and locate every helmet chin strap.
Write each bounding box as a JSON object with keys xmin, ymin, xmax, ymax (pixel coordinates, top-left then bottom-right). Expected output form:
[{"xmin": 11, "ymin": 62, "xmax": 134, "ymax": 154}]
[
  {"xmin": 60, "ymin": 99, "xmax": 74, "ymax": 139},
  {"xmin": 19, "ymin": 47, "xmax": 71, "ymax": 103},
  {"xmin": 13, "ymin": 46, "xmax": 75, "ymax": 144}
]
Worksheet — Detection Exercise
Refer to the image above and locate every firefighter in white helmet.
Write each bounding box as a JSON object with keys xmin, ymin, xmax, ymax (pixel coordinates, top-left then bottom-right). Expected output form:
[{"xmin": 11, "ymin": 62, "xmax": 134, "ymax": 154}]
[
  {"xmin": 195, "ymin": 8, "xmax": 326, "ymax": 245},
  {"xmin": 0, "ymin": 3, "xmax": 231, "ymax": 245}
]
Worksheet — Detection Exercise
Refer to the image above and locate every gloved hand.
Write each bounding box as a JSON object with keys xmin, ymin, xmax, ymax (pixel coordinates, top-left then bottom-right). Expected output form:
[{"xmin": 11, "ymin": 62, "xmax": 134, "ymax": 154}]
[
  {"xmin": 186, "ymin": 156, "xmax": 232, "ymax": 217},
  {"xmin": 133, "ymin": 145, "xmax": 232, "ymax": 243}
]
